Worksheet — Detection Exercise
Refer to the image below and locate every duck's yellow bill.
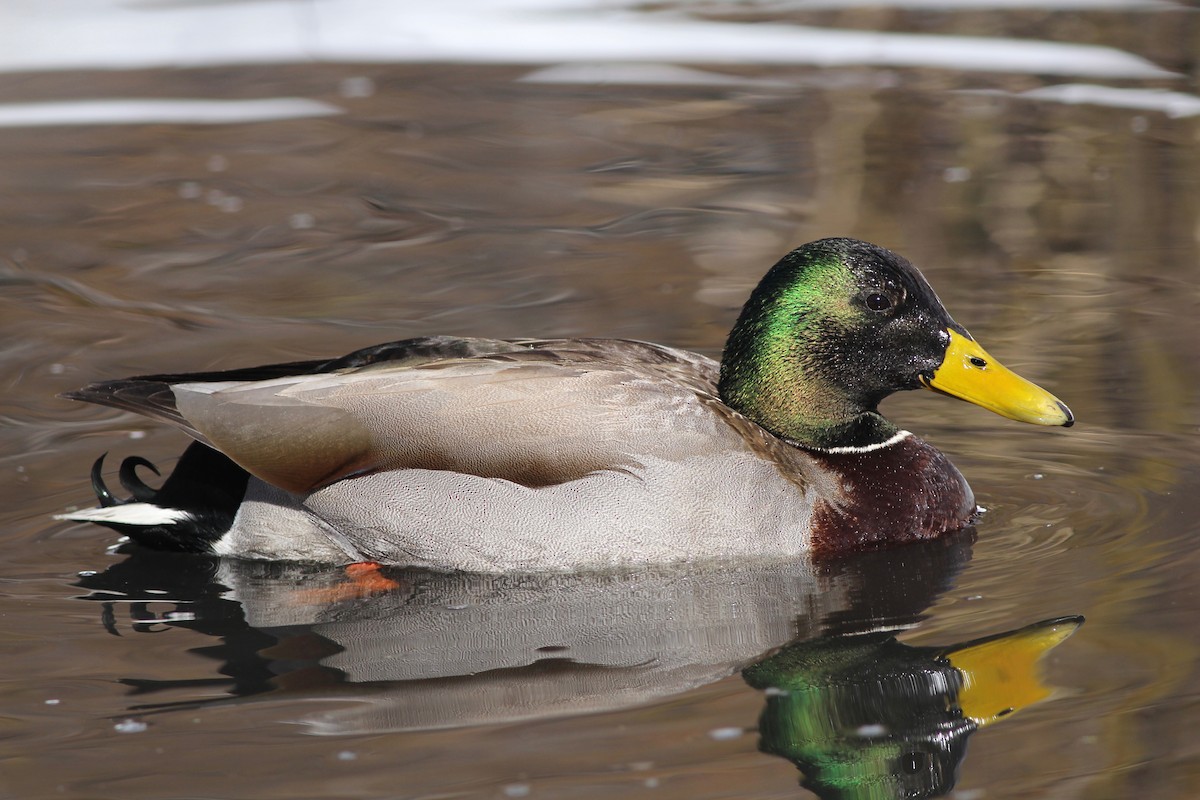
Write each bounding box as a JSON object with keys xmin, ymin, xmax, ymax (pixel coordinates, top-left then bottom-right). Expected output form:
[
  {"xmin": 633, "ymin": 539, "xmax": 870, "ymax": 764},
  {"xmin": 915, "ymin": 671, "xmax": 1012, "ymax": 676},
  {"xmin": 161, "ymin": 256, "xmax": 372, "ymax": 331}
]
[
  {"xmin": 921, "ymin": 330, "xmax": 1073, "ymax": 427},
  {"xmin": 943, "ymin": 615, "xmax": 1083, "ymax": 726}
]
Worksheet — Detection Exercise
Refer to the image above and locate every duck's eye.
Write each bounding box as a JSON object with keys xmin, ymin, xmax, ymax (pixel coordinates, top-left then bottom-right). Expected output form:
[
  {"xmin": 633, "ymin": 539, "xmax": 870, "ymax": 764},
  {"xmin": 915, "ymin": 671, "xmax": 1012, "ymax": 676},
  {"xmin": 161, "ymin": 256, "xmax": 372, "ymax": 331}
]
[
  {"xmin": 901, "ymin": 751, "xmax": 927, "ymax": 775},
  {"xmin": 864, "ymin": 292, "xmax": 893, "ymax": 312}
]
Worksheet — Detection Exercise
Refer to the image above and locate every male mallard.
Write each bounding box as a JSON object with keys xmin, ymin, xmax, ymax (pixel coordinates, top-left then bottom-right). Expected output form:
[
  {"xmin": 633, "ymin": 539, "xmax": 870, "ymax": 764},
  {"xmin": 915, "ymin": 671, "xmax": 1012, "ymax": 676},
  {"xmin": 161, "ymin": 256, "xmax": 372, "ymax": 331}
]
[{"xmin": 57, "ymin": 238, "xmax": 1072, "ymax": 571}]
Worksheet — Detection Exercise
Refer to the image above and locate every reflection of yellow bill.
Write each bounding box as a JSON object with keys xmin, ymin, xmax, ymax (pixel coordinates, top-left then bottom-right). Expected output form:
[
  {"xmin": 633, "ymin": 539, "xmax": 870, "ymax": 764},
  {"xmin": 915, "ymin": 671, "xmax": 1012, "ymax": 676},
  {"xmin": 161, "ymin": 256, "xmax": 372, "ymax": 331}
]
[
  {"xmin": 922, "ymin": 330, "xmax": 1074, "ymax": 426},
  {"xmin": 945, "ymin": 616, "xmax": 1083, "ymax": 726}
]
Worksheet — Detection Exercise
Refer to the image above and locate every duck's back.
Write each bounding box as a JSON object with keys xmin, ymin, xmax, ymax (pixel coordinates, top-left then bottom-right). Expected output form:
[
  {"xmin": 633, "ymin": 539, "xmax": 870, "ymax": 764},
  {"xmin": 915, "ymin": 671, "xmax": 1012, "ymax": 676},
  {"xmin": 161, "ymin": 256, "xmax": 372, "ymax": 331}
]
[{"xmin": 71, "ymin": 337, "xmax": 817, "ymax": 570}]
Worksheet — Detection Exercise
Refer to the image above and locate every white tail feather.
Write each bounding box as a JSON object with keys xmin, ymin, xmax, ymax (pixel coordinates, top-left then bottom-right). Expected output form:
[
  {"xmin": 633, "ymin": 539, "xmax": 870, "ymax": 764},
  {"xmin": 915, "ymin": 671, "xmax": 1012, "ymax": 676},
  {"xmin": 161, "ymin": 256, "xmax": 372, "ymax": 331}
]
[{"xmin": 55, "ymin": 504, "xmax": 193, "ymax": 526}]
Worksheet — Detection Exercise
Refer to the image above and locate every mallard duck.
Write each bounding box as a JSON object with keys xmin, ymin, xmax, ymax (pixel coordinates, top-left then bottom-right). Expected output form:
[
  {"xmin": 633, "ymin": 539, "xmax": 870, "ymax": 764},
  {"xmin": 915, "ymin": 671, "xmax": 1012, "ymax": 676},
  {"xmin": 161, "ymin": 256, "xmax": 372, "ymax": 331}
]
[{"xmin": 57, "ymin": 238, "xmax": 1072, "ymax": 571}]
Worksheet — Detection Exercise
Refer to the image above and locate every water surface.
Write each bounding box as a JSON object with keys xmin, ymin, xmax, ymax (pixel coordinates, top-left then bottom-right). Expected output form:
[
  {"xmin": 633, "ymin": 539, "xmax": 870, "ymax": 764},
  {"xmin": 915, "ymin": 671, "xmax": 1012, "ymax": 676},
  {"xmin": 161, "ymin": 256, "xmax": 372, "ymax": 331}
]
[{"xmin": 1, "ymin": 3, "xmax": 1198, "ymax": 799}]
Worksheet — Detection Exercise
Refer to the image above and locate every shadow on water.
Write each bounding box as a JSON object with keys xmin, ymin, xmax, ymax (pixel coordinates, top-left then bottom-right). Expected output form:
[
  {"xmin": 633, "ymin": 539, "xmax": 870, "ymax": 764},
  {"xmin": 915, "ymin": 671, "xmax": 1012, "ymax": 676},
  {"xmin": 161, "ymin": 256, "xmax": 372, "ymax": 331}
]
[{"xmin": 75, "ymin": 529, "xmax": 1081, "ymax": 798}]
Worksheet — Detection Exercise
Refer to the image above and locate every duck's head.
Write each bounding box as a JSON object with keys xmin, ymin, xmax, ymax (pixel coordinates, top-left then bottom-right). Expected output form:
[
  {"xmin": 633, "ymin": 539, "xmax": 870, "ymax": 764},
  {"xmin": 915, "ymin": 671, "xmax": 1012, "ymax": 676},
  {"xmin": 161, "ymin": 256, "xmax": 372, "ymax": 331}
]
[{"xmin": 718, "ymin": 238, "xmax": 1073, "ymax": 451}]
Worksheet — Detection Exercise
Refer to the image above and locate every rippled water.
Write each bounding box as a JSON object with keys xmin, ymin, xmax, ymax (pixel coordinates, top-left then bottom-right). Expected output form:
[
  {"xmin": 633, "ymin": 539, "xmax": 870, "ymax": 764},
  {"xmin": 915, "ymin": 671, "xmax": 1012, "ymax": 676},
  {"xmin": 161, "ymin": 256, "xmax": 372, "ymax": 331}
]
[{"xmin": 2, "ymin": 3, "xmax": 1198, "ymax": 799}]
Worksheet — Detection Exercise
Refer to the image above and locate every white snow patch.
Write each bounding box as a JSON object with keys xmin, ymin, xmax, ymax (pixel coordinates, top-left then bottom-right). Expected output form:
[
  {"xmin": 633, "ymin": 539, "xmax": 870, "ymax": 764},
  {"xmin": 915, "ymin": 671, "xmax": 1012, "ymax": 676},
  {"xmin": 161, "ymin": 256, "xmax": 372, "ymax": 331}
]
[
  {"xmin": 760, "ymin": 0, "xmax": 1179, "ymax": 9},
  {"xmin": 1018, "ymin": 84, "xmax": 1200, "ymax": 118},
  {"xmin": 0, "ymin": 1, "xmax": 1176, "ymax": 79},
  {"xmin": 0, "ymin": 98, "xmax": 343, "ymax": 129}
]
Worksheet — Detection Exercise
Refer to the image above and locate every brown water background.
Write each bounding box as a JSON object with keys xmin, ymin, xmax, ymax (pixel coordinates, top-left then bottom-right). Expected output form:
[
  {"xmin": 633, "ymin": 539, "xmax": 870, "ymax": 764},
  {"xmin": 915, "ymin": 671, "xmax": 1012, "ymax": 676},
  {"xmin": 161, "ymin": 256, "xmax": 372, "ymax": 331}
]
[{"xmin": 1, "ymin": 4, "xmax": 1198, "ymax": 799}]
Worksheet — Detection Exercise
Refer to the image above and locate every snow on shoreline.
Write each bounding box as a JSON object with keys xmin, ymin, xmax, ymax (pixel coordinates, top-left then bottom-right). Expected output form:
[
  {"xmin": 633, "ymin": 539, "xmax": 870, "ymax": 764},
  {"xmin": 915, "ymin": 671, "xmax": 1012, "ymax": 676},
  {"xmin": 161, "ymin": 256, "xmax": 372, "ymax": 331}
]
[{"xmin": 0, "ymin": 0, "xmax": 1176, "ymax": 80}]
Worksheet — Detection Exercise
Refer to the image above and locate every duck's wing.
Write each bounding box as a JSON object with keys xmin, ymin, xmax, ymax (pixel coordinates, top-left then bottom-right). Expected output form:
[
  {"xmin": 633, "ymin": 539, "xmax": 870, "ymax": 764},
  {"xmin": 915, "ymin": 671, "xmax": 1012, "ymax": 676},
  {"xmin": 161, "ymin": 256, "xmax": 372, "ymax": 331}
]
[
  {"xmin": 60, "ymin": 337, "xmax": 543, "ymax": 443},
  {"xmin": 64, "ymin": 336, "xmax": 750, "ymax": 495}
]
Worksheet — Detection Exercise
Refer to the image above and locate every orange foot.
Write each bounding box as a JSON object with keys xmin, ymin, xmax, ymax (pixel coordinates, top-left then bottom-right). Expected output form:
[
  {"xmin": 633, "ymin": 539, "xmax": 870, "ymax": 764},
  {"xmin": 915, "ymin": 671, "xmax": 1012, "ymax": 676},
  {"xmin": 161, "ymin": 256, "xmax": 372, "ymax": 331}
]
[{"xmin": 289, "ymin": 561, "xmax": 405, "ymax": 606}]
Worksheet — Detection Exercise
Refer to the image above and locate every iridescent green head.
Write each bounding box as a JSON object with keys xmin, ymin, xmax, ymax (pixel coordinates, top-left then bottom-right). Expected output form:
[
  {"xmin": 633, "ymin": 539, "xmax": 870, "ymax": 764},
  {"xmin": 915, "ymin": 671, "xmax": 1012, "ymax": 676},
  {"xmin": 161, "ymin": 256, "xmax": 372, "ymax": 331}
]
[{"xmin": 717, "ymin": 238, "xmax": 1072, "ymax": 451}]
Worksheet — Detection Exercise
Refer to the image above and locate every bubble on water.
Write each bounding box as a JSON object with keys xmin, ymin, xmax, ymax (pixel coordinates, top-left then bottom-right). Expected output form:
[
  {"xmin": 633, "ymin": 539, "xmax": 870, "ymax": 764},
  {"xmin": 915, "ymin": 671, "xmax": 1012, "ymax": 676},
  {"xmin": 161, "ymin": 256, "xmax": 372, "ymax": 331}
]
[
  {"xmin": 503, "ymin": 783, "xmax": 531, "ymax": 798},
  {"xmin": 337, "ymin": 750, "xmax": 357, "ymax": 761},
  {"xmin": 340, "ymin": 76, "xmax": 376, "ymax": 98},
  {"xmin": 943, "ymin": 166, "xmax": 971, "ymax": 183},
  {"xmin": 855, "ymin": 723, "xmax": 888, "ymax": 737},
  {"xmin": 179, "ymin": 181, "xmax": 202, "ymax": 199},
  {"xmin": 289, "ymin": 212, "xmax": 316, "ymax": 230},
  {"xmin": 114, "ymin": 719, "xmax": 148, "ymax": 734},
  {"xmin": 708, "ymin": 726, "xmax": 743, "ymax": 741},
  {"xmin": 207, "ymin": 154, "xmax": 229, "ymax": 172}
]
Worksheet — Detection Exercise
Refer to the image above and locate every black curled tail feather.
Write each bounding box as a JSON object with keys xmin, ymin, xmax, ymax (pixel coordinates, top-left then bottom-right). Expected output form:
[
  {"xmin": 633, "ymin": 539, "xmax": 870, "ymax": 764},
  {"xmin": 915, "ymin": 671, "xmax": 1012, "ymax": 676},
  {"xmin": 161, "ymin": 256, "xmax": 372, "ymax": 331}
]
[
  {"xmin": 118, "ymin": 456, "xmax": 161, "ymax": 502},
  {"xmin": 83, "ymin": 442, "xmax": 250, "ymax": 553},
  {"xmin": 91, "ymin": 453, "xmax": 119, "ymax": 507}
]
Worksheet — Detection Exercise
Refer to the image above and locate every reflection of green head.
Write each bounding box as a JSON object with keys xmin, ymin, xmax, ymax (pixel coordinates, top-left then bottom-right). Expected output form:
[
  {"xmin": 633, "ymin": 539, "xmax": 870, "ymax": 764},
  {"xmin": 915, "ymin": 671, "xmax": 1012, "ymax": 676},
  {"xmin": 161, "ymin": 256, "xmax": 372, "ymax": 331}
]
[
  {"xmin": 742, "ymin": 617, "xmax": 1082, "ymax": 799},
  {"xmin": 745, "ymin": 634, "xmax": 972, "ymax": 799}
]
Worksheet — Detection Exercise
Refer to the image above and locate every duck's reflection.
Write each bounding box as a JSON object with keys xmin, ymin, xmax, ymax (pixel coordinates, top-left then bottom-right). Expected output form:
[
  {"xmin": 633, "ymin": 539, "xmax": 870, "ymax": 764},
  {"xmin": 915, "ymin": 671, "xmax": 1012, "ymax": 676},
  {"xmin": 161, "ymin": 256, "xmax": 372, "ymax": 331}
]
[
  {"xmin": 76, "ymin": 529, "xmax": 1080, "ymax": 797},
  {"xmin": 744, "ymin": 616, "xmax": 1081, "ymax": 799}
]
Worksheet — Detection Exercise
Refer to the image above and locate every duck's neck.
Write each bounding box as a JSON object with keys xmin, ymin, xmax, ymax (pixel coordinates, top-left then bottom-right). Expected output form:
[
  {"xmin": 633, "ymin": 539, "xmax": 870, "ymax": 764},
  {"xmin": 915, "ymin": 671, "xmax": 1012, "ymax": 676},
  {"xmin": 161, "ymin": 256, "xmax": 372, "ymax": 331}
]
[
  {"xmin": 785, "ymin": 413, "xmax": 905, "ymax": 453},
  {"xmin": 719, "ymin": 342, "xmax": 902, "ymax": 449},
  {"xmin": 721, "ymin": 370, "xmax": 902, "ymax": 453}
]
